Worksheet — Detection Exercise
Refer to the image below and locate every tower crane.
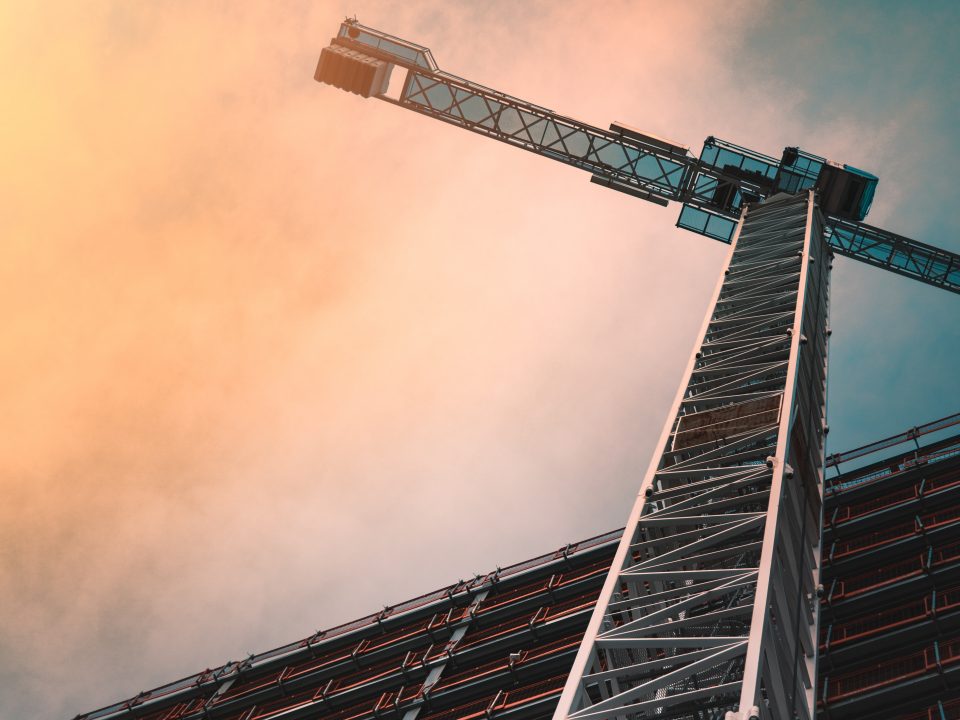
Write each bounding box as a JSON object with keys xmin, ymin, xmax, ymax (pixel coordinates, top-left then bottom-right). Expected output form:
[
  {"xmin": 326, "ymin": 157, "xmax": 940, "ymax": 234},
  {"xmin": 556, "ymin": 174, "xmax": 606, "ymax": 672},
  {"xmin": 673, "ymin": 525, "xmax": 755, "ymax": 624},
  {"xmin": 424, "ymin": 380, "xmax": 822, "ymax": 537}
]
[{"xmin": 315, "ymin": 19, "xmax": 960, "ymax": 720}]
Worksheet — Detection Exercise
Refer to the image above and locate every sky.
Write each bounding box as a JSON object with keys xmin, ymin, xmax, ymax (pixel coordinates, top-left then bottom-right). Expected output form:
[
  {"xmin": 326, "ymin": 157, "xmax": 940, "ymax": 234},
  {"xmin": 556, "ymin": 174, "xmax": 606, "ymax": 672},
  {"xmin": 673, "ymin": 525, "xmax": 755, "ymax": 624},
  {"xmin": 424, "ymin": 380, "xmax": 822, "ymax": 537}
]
[{"xmin": 1, "ymin": 1, "xmax": 958, "ymax": 718}]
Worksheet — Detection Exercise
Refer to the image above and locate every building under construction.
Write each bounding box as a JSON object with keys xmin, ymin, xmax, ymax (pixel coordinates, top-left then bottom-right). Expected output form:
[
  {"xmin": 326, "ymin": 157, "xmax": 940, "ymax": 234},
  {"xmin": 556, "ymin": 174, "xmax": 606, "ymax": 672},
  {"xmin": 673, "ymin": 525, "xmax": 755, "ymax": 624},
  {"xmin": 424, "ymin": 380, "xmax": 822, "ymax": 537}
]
[{"xmin": 75, "ymin": 412, "xmax": 960, "ymax": 720}]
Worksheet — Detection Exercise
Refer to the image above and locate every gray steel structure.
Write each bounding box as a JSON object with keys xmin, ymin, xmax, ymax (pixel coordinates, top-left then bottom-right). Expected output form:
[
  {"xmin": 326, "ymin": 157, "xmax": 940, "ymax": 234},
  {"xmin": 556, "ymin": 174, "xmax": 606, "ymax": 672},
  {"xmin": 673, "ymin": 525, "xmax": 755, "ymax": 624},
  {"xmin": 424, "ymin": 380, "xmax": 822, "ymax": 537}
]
[
  {"xmin": 312, "ymin": 18, "xmax": 959, "ymax": 720},
  {"xmin": 557, "ymin": 192, "xmax": 828, "ymax": 719}
]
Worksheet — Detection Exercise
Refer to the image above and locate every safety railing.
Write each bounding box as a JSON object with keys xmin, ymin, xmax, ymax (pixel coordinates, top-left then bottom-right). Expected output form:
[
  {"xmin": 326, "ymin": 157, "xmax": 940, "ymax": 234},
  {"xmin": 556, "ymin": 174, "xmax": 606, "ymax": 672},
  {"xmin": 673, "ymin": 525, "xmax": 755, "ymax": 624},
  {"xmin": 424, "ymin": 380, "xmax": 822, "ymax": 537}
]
[
  {"xmin": 429, "ymin": 588, "xmax": 597, "ymax": 662},
  {"xmin": 822, "ymin": 584, "xmax": 960, "ymax": 652},
  {"xmin": 927, "ymin": 468, "xmax": 960, "ymax": 494},
  {"xmin": 829, "ymin": 540, "xmax": 960, "ymax": 603},
  {"xmin": 211, "ymin": 626, "xmax": 432, "ymax": 708},
  {"xmin": 419, "ymin": 696, "xmax": 491, "ymax": 720},
  {"xmin": 830, "ymin": 522, "xmax": 916, "ymax": 560},
  {"xmin": 473, "ymin": 555, "xmax": 611, "ymax": 617},
  {"xmin": 819, "ymin": 596, "xmax": 928, "ymax": 650},
  {"xmin": 830, "ymin": 466, "xmax": 960, "ymax": 528},
  {"xmin": 821, "ymin": 648, "xmax": 929, "ymax": 703},
  {"xmin": 830, "ymin": 500, "xmax": 960, "ymax": 562},
  {"xmin": 831, "ymin": 485, "xmax": 919, "ymax": 524},
  {"xmin": 429, "ymin": 655, "xmax": 513, "ymax": 695},
  {"xmin": 826, "ymin": 412, "xmax": 960, "ymax": 471},
  {"xmin": 418, "ymin": 674, "xmax": 568, "ymax": 720},
  {"xmin": 893, "ymin": 697, "xmax": 960, "ymax": 720},
  {"xmin": 77, "ymin": 530, "xmax": 623, "ymax": 720},
  {"xmin": 489, "ymin": 673, "xmax": 568, "ymax": 712},
  {"xmin": 455, "ymin": 588, "xmax": 597, "ymax": 654},
  {"xmin": 925, "ymin": 503, "xmax": 960, "ymax": 530},
  {"xmin": 429, "ymin": 632, "xmax": 582, "ymax": 697},
  {"xmin": 828, "ymin": 443, "xmax": 960, "ymax": 496},
  {"xmin": 830, "ymin": 556, "xmax": 924, "ymax": 601},
  {"xmin": 138, "ymin": 701, "xmax": 204, "ymax": 720},
  {"xmin": 243, "ymin": 687, "xmax": 317, "ymax": 720}
]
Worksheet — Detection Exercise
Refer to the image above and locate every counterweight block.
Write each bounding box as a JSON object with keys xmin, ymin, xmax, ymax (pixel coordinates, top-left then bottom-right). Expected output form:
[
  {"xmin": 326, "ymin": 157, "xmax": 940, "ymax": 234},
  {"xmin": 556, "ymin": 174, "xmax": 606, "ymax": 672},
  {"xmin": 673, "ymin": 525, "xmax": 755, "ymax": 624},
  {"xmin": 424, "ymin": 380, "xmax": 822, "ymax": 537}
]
[{"xmin": 315, "ymin": 42, "xmax": 392, "ymax": 98}]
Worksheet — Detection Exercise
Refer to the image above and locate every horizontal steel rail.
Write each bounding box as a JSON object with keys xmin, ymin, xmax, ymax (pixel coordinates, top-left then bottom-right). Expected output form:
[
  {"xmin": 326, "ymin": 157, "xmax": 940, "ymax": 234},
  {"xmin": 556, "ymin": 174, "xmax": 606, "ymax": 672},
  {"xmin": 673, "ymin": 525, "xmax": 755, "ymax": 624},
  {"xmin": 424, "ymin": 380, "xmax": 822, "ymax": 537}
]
[
  {"xmin": 75, "ymin": 531, "xmax": 621, "ymax": 720},
  {"xmin": 826, "ymin": 411, "xmax": 960, "ymax": 469}
]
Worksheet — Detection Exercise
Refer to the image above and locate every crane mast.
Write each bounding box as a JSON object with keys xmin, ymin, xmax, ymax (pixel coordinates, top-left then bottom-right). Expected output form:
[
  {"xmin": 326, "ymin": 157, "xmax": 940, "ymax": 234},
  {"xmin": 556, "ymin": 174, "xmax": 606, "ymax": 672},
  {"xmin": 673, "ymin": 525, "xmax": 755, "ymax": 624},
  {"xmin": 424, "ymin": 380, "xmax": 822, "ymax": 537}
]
[
  {"xmin": 551, "ymin": 191, "xmax": 829, "ymax": 719},
  {"xmin": 315, "ymin": 18, "xmax": 960, "ymax": 720}
]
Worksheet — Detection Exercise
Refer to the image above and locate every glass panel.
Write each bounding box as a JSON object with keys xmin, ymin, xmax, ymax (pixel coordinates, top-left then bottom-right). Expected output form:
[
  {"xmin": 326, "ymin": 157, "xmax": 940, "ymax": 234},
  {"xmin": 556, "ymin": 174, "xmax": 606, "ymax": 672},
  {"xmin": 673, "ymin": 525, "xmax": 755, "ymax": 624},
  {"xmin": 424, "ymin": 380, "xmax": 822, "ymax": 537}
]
[
  {"xmin": 346, "ymin": 29, "xmax": 434, "ymax": 70},
  {"xmin": 378, "ymin": 37, "xmax": 421, "ymax": 64},
  {"xmin": 930, "ymin": 259, "xmax": 950, "ymax": 280},
  {"xmin": 704, "ymin": 215, "xmax": 736, "ymax": 242},
  {"xmin": 662, "ymin": 162, "xmax": 685, "ymax": 188},
  {"xmin": 744, "ymin": 158, "xmax": 777, "ymax": 179},
  {"xmin": 701, "ymin": 145, "xmax": 719, "ymax": 166},
  {"xmin": 677, "ymin": 205, "xmax": 736, "ymax": 243},
  {"xmin": 678, "ymin": 205, "xmax": 709, "ymax": 233},
  {"xmin": 717, "ymin": 148, "xmax": 743, "ymax": 170},
  {"xmin": 741, "ymin": 158, "xmax": 769, "ymax": 176},
  {"xmin": 776, "ymin": 149, "xmax": 824, "ymax": 195}
]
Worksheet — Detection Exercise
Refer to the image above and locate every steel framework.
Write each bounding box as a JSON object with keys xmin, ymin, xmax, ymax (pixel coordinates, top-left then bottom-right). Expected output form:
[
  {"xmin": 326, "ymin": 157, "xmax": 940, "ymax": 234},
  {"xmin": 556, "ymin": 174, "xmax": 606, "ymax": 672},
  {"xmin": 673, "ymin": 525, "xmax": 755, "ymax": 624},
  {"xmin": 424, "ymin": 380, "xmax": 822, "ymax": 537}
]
[{"xmin": 555, "ymin": 192, "xmax": 828, "ymax": 720}]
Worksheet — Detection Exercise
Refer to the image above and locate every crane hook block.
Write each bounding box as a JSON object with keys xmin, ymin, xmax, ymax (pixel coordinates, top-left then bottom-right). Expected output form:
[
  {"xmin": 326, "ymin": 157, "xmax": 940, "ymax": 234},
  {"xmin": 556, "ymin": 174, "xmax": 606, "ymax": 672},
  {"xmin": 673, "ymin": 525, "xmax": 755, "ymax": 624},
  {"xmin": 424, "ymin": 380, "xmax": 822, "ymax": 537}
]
[{"xmin": 315, "ymin": 41, "xmax": 393, "ymax": 98}]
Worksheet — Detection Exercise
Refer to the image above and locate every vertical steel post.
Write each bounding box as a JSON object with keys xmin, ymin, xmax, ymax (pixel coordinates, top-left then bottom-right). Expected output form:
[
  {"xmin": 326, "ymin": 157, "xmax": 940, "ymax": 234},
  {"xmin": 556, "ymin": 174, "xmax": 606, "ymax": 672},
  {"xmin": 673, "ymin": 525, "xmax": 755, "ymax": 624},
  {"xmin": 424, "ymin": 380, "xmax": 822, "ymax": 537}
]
[{"xmin": 553, "ymin": 191, "xmax": 829, "ymax": 720}]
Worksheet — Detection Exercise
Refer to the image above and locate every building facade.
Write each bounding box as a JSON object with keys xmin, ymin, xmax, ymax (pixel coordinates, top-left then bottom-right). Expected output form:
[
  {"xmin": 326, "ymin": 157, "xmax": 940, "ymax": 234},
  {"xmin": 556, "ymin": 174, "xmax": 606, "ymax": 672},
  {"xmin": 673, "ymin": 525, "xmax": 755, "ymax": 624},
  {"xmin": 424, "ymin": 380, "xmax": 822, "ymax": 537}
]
[{"xmin": 76, "ymin": 414, "xmax": 960, "ymax": 720}]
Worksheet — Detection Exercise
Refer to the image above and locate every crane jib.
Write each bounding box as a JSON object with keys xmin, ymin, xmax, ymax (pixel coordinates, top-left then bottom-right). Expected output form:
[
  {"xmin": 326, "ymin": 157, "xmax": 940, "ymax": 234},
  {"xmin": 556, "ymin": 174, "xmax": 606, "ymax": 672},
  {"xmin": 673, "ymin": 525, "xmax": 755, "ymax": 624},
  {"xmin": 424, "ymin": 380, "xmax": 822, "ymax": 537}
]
[
  {"xmin": 399, "ymin": 69, "xmax": 692, "ymax": 200},
  {"xmin": 315, "ymin": 19, "xmax": 960, "ymax": 296}
]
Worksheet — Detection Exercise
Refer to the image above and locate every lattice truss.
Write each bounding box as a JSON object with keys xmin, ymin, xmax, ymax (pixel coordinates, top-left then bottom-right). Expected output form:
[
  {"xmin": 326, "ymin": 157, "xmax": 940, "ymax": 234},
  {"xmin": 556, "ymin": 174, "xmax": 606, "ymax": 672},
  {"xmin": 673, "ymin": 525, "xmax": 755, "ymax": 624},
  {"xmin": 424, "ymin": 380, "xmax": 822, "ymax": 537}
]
[
  {"xmin": 399, "ymin": 70, "xmax": 691, "ymax": 200},
  {"xmin": 556, "ymin": 193, "xmax": 829, "ymax": 720}
]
